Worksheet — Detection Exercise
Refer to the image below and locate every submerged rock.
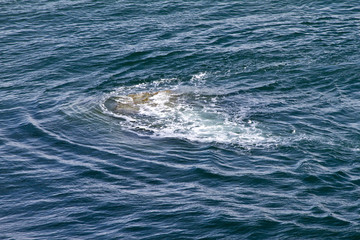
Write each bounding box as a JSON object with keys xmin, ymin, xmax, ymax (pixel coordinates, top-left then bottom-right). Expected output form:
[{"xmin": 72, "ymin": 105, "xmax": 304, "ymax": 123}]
[
  {"xmin": 128, "ymin": 90, "xmax": 172, "ymax": 104},
  {"xmin": 105, "ymin": 90, "xmax": 175, "ymax": 115}
]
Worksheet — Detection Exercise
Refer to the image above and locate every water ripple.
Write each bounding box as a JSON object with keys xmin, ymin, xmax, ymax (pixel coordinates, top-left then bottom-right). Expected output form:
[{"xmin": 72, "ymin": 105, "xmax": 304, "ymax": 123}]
[{"xmin": 1, "ymin": 0, "xmax": 360, "ymax": 239}]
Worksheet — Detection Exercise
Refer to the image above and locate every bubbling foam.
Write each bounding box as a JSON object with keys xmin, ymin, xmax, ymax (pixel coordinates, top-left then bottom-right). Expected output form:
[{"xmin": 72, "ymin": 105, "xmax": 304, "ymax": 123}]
[{"xmin": 100, "ymin": 75, "xmax": 275, "ymax": 147}]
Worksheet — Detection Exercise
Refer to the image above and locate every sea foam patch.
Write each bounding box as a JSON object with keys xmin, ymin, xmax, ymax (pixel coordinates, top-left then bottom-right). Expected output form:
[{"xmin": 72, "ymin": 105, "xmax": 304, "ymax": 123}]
[{"xmin": 100, "ymin": 74, "xmax": 275, "ymax": 147}]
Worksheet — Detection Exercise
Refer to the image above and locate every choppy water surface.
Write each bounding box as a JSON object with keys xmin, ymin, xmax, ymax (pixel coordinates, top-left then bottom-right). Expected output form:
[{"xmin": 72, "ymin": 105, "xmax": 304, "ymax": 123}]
[{"xmin": 1, "ymin": 1, "xmax": 360, "ymax": 239}]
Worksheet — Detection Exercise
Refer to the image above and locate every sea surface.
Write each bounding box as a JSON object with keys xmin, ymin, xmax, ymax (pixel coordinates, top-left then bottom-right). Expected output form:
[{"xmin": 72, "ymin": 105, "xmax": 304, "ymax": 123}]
[{"xmin": 1, "ymin": 0, "xmax": 360, "ymax": 239}]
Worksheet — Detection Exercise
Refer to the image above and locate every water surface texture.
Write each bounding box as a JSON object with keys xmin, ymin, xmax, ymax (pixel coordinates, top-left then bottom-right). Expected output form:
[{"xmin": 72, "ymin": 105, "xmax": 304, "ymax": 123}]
[{"xmin": 1, "ymin": 1, "xmax": 360, "ymax": 239}]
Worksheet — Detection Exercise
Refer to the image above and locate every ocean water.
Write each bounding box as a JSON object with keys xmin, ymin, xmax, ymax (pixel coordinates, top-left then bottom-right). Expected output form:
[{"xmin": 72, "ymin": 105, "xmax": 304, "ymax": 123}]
[{"xmin": 1, "ymin": 0, "xmax": 360, "ymax": 239}]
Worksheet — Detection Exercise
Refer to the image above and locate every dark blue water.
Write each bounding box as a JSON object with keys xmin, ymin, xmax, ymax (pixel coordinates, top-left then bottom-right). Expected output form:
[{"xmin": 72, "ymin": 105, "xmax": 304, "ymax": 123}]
[{"xmin": 1, "ymin": 1, "xmax": 360, "ymax": 239}]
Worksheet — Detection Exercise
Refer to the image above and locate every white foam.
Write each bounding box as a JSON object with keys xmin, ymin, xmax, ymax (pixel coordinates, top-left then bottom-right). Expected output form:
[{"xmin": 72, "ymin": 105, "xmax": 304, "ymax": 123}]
[
  {"xmin": 100, "ymin": 74, "xmax": 276, "ymax": 147},
  {"xmin": 190, "ymin": 72, "xmax": 207, "ymax": 83}
]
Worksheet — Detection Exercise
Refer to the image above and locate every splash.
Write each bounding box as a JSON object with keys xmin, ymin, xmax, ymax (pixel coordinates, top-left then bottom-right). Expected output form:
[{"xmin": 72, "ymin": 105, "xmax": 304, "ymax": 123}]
[{"xmin": 100, "ymin": 74, "xmax": 274, "ymax": 147}]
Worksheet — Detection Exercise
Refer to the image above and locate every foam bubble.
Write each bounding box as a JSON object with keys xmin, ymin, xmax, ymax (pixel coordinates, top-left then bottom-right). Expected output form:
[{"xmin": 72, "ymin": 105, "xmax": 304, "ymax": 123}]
[{"xmin": 190, "ymin": 72, "xmax": 207, "ymax": 85}]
